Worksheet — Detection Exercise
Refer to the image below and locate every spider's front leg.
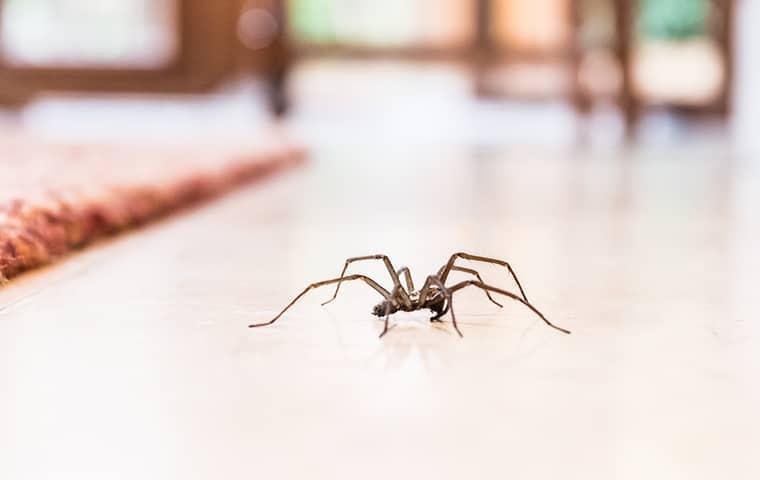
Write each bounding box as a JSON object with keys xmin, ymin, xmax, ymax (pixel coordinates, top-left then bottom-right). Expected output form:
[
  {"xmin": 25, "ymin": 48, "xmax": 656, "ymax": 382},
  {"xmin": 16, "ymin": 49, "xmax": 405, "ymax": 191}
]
[{"xmin": 321, "ymin": 254, "xmax": 412, "ymax": 308}]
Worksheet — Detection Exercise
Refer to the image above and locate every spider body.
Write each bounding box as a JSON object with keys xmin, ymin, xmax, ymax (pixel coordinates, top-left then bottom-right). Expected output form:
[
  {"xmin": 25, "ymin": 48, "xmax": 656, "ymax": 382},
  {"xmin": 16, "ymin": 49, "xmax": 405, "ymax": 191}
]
[
  {"xmin": 371, "ymin": 290, "xmax": 446, "ymax": 319},
  {"xmin": 249, "ymin": 252, "xmax": 571, "ymax": 338}
]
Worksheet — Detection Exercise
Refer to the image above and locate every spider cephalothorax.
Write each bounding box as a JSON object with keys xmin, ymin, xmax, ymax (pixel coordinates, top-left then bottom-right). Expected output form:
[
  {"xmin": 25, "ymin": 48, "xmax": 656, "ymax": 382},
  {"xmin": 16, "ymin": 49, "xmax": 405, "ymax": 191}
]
[
  {"xmin": 249, "ymin": 252, "xmax": 571, "ymax": 338},
  {"xmin": 371, "ymin": 290, "xmax": 446, "ymax": 318}
]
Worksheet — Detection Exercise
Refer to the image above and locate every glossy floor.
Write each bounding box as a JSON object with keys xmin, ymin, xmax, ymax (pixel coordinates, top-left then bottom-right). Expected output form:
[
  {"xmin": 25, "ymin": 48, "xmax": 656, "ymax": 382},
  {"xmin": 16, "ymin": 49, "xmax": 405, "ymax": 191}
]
[{"xmin": 2, "ymin": 145, "xmax": 759, "ymax": 479}]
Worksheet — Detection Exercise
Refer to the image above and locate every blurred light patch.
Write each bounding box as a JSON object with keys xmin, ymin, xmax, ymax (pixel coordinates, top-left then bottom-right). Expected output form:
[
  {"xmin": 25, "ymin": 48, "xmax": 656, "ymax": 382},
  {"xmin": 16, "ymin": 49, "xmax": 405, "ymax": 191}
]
[
  {"xmin": 482, "ymin": 62, "xmax": 571, "ymax": 98},
  {"xmin": 578, "ymin": 48, "xmax": 621, "ymax": 99},
  {"xmin": 287, "ymin": 0, "xmax": 473, "ymax": 48},
  {"xmin": 639, "ymin": 0, "xmax": 708, "ymax": 40},
  {"xmin": 633, "ymin": 38, "xmax": 723, "ymax": 106},
  {"xmin": 492, "ymin": 0, "xmax": 571, "ymax": 52},
  {"xmin": 0, "ymin": 0, "xmax": 178, "ymax": 68},
  {"xmin": 238, "ymin": 4, "xmax": 279, "ymax": 51}
]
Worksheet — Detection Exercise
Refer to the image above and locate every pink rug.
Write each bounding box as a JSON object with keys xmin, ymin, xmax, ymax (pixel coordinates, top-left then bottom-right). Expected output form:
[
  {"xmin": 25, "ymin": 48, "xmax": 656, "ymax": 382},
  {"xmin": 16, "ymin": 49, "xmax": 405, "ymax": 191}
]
[{"xmin": 0, "ymin": 135, "xmax": 304, "ymax": 281}]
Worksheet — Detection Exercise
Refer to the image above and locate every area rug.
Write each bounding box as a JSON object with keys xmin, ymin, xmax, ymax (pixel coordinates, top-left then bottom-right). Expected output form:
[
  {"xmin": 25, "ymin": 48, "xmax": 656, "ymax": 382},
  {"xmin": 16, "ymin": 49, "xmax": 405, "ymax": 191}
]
[{"xmin": 0, "ymin": 134, "xmax": 304, "ymax": 282}]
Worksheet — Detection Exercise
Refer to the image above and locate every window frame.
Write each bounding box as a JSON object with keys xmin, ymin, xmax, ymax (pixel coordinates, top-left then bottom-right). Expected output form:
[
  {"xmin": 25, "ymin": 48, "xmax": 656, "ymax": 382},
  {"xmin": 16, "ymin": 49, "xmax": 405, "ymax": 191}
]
[{"xmin": 0, "ymin": 0, "xmax": 241, "ymax": 102}]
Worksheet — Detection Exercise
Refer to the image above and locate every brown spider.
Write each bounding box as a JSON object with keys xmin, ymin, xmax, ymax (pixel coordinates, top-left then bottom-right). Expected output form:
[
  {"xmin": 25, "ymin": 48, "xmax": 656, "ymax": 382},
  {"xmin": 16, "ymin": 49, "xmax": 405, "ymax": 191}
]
[{"xmin": 248, "ymin": 252, "xmax": 571, "ymax": 338}]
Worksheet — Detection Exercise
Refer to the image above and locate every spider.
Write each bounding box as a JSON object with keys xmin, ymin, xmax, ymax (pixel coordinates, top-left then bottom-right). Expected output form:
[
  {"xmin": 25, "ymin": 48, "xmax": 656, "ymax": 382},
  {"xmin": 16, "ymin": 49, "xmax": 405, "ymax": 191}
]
[{"xmin": 248, "ymin": 252, "xmax": 571, "ymax": 338}]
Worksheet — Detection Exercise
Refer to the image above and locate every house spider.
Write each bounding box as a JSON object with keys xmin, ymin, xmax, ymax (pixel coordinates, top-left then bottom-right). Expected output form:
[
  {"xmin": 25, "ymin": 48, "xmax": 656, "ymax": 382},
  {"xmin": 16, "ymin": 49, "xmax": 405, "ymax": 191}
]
[{"xmin": 248, "ymin": 252, "xmax": 571, "ymax": 338}]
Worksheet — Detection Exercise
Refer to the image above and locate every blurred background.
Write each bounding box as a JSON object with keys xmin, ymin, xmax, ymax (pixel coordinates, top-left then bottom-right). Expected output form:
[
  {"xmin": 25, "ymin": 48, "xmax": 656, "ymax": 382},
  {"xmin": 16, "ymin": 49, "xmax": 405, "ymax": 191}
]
[
  {"xmin": 0, "ymin": 0, "xmax": 755, "ymax": 148},
  {"xmin": 3, "ymin": 5, "xmax": 760, "ymax": 478}
]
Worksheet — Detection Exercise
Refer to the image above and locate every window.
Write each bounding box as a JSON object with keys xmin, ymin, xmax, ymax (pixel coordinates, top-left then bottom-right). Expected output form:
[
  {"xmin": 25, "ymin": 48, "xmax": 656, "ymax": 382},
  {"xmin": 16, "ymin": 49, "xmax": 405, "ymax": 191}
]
[
  {"xmin": 288, "ymin": 0, "xmax": 475, "ymax": 49},
  {"xmin": 0, "ymin": 0, "xmax": 245, "ymax": 102},
  {"xmin": 1, "ymin": 0, "xmax": 178, "ymax": 69}
]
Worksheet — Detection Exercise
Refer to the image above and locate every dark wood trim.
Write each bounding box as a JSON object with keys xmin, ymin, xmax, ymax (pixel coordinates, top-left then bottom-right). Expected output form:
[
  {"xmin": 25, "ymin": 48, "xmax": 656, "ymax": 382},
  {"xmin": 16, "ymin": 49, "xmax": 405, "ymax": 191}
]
[
  {"xmin": 265, "ymin": 0, "xmax": 291, "ymax": 116},
  {"xmin": 473, "ymin": 0, "xmax": 491, "ymax": 96},
  {"xmin": 717, "ymin": 0, "xmax": 735, "ymax": 117},
  {"xmin": 570, "ymin": 0, "xmax": 590, "ymax": 114},
  {"xmin": 614, "ymin": 0, "xmax": 639, "ymax": 137}
]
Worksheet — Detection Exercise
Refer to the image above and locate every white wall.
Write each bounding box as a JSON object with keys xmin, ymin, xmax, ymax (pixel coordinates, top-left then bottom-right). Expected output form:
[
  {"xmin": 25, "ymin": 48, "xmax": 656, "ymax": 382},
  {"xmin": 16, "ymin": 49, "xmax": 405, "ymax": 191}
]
[{"xmin": 732, "ymin": 0, "xmax": 760, "ymax": 152}]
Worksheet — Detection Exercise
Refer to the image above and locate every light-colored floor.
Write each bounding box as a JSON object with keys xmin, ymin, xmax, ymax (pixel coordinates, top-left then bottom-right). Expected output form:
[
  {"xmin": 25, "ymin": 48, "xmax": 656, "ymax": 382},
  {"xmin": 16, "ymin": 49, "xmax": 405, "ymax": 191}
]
[{"xmin": 1, "ymin": 145, "xmax": 759, "ymax": 479}]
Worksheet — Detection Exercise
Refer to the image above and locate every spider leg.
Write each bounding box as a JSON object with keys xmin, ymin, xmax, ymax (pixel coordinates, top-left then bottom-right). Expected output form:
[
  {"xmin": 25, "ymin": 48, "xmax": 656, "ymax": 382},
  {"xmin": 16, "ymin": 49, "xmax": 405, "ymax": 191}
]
[
  {"xmin": 419, "ymin": 276, "xmax": 441, "ymax": 320},
  {"xmin": 447, "ymin": 280, "xmax": 571, "ymax": 335},
  {"xmin": 321, "ymin": 255, "xmax": 412, "ymax": 308},
  {"xmin": 395, "ymin": 267, "xmax": 414, "ymax": 293},
  {"xmin": 439, "ymin": 252, "xmax": 530, "ymax": 303},
  {"xmin": 439, "ymin": 265, "xmax": 503, "ymax": 308},
  {"xmin": 420, "ymin": 276, "xmax": 461, "ymax": 336},
  {"xmin": 248, "ymin": 274, "xmax": 391, "ymax": 328},
  {"xmin": 379, "ymin": 286, "xmax": 401, "ymax": 338},
  {"xmin": 423, "ymin": 275, "xmax": 449, "ymax": 321}
]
